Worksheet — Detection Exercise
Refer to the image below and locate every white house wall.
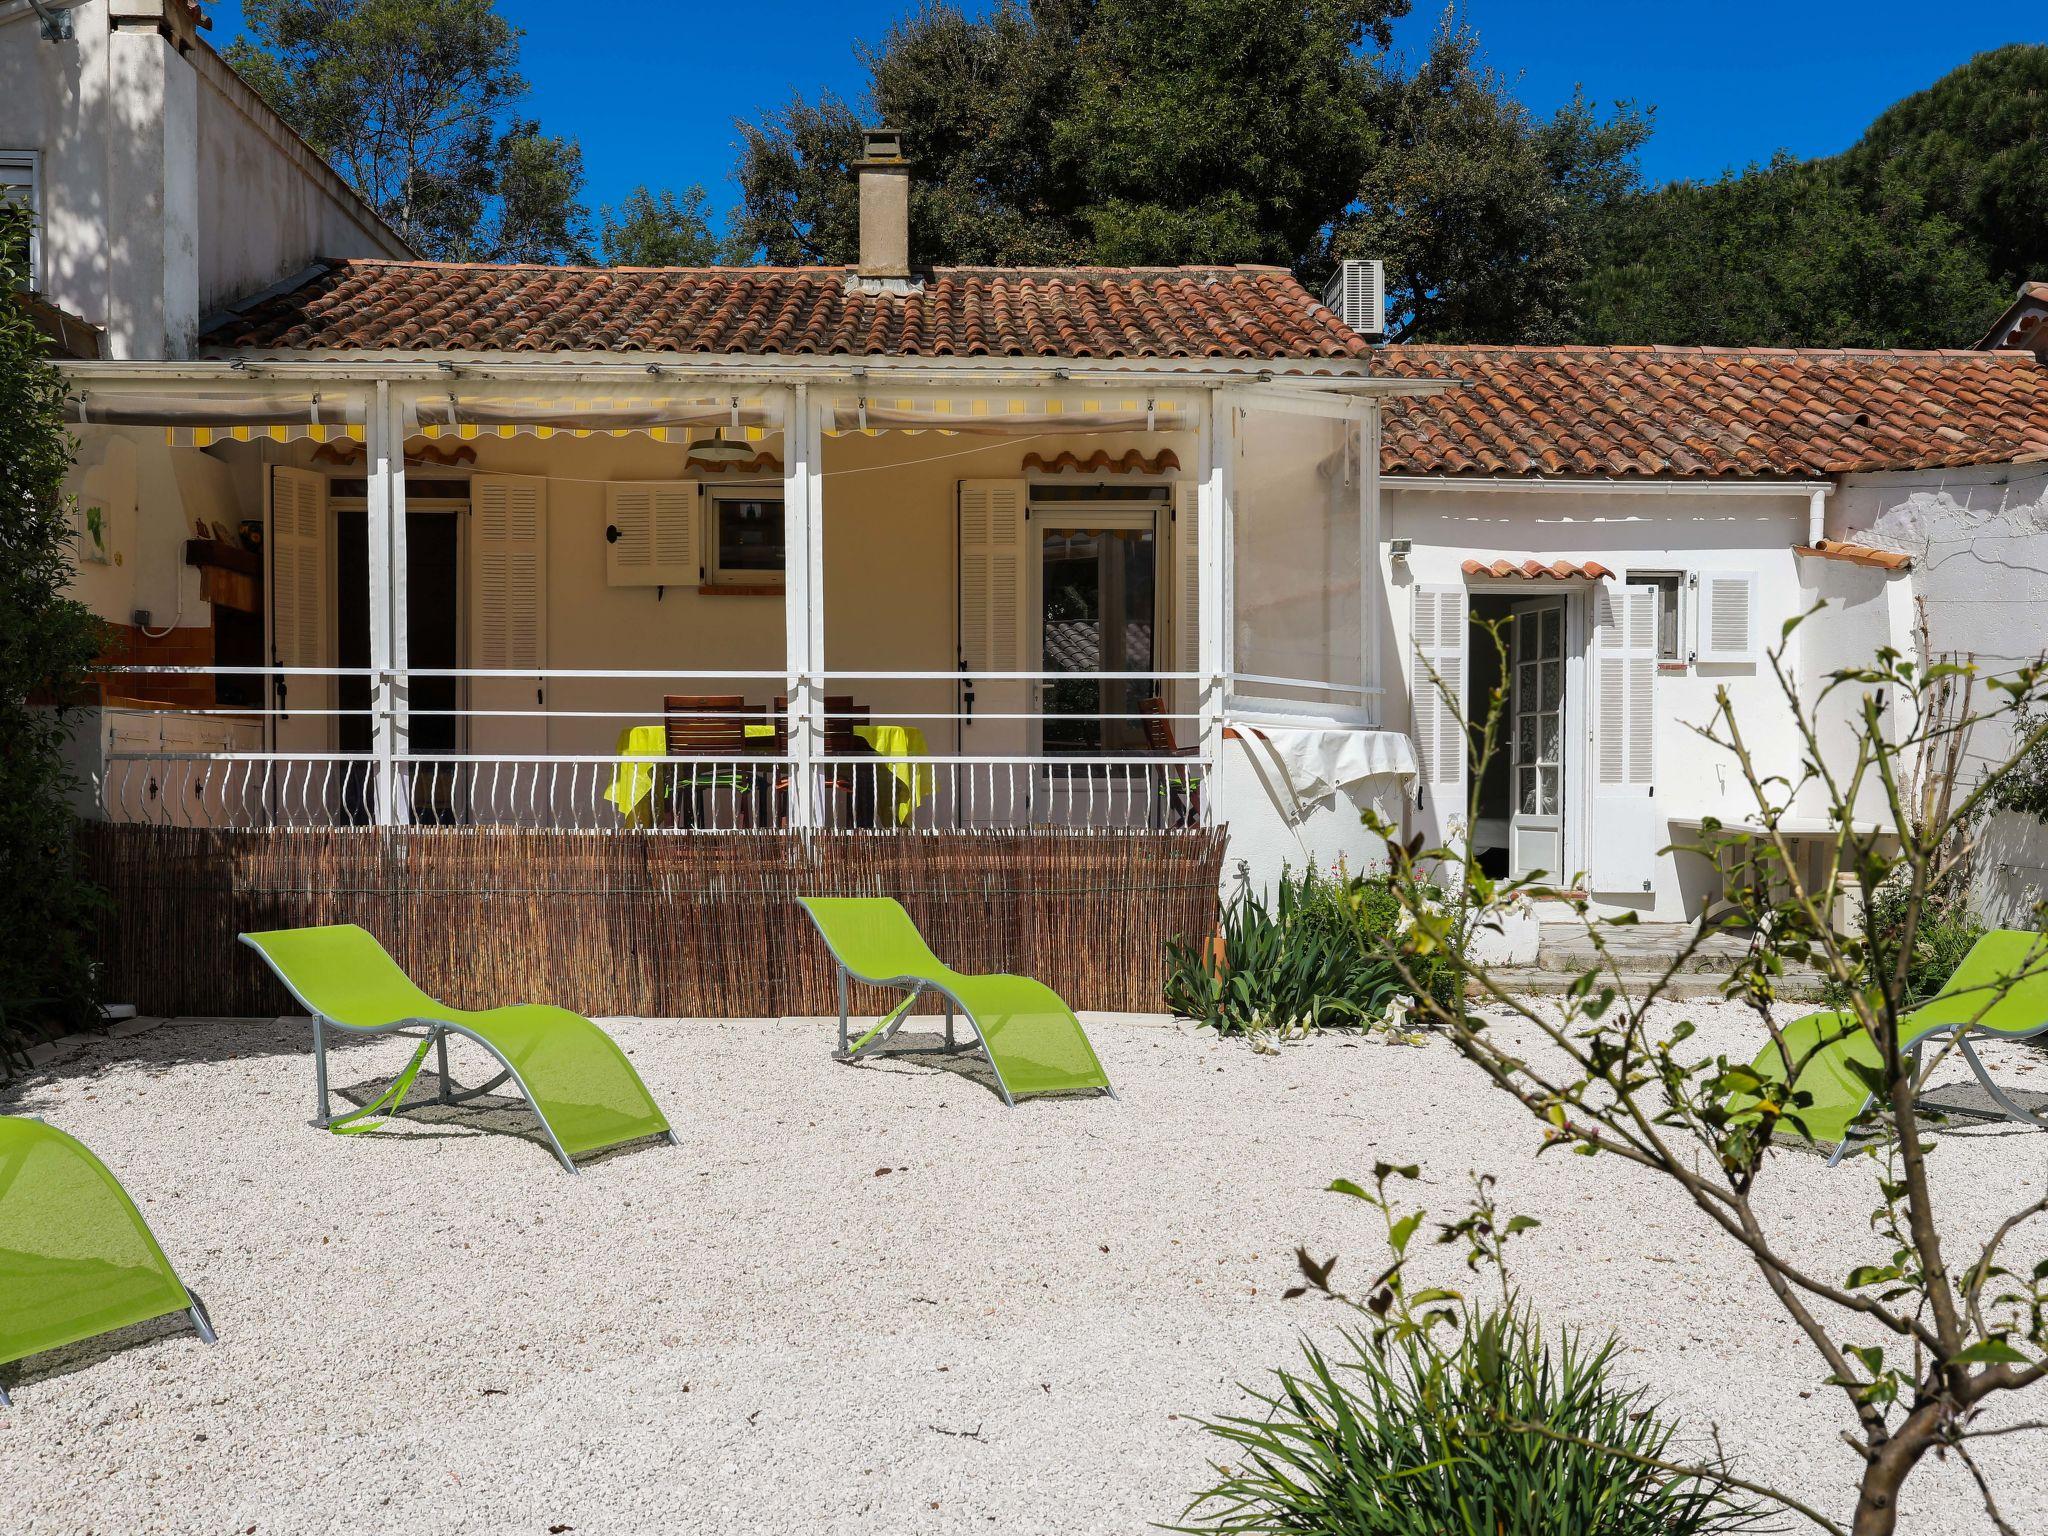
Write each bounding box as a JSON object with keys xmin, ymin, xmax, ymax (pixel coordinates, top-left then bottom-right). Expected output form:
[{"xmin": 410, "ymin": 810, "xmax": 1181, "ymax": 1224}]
[
  {"xmin": 63, "ymin": 424, "xmax": 246, "ymax": 627},
  {"xmin": 1385, "ymin": 484, "xmax": 1825, "ymax": 921},
  {"xmin": 1837, "ymin": 464, "xmax": 2048, "ymax": 924},
  {"xmin": 0, "ymin": 3, "xmax": 406, "ymax": 357}
]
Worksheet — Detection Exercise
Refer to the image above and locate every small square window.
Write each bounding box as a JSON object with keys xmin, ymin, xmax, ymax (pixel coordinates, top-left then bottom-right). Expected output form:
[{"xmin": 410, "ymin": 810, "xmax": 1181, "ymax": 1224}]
[
  {"xmin": 1629, "ymin": 571, "xmax": 1685, "ymax": 662},
  {"xmin": 705, "ymin": 489, "xmax": 784, "ymax": 588}
]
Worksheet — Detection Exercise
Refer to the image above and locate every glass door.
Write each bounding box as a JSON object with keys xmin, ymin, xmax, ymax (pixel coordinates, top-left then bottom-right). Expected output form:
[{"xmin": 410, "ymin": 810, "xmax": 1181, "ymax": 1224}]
[
  {"xmin": 1509, "ymin": 596, "xmax": 1565, "ymax": 879},
  {"xmin": 1038, "ymin": 515, "xmax": 1158, "ymax": 755}
]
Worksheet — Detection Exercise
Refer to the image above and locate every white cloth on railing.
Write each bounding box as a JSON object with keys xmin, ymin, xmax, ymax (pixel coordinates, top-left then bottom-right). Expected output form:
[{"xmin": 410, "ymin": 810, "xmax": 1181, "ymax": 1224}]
[{"xmin": 1235, "ymin": 727, "xmax": 1418, "ymax": 817}]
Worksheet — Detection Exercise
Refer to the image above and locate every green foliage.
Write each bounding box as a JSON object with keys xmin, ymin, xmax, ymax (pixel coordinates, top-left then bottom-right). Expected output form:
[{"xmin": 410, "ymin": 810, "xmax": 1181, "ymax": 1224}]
[
  {"xmin": 1164, "ymin": 866, "xmax": 1449, "ymax": 1036},
  {"xmin": 1986, "ymin": 697, "xmax": 2048, "ymax": 824},
  {"xmin": 0, "ymin": 205, "xmax": 107, "ymax": 1074},
  {"xmin": 598, "ymin": 185, "xmax": 724, "ymax": 268},
  {"xmin": 1332, "ymin": 13, "xmax": 1651, "ymax": 342},
  {"xmin": 731, "ymin": 0, "xmax": 1406, "ymax": 270},
  {"xmin": 1835, "ymin": 43, "xmax": 2048, "ymax": 290},
  {"xmin": 1826, "ymin": 872, "xmax": 1989, "ymax": 1011},
  {"xmin": 1575, "ymin": 151, "xmax": 2005, "ymax": 348},
  {"xmin": 227, "ymin": 0, "xmax": 590, "ymax": 262},
  {"xmin": 1179, "ymin": 1308, "xmax": 1765, "ymax": 1536}
]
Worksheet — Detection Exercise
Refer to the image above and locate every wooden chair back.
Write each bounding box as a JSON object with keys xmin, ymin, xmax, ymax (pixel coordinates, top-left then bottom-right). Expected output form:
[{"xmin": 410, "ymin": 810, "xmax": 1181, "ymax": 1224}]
[
  {"xmin": 1139, "ymin": 695, "xmax": 1180, "ymax": 754},
  {"xmin": 663, "ymin": 695, "xmax": 754, "ymax": 757}
]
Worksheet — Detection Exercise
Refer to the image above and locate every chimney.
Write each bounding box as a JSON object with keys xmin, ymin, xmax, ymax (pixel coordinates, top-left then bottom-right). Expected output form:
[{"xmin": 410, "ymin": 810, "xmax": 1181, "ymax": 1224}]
[{"xmin": 854, "ymin": 127, "xmax": 911, "ymax": 280}]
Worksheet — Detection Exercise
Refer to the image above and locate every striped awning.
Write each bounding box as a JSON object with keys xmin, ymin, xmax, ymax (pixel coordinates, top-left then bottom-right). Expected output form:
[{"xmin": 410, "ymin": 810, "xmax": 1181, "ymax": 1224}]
[
  {"xmin": 411, "ymin": 393, "xmax": 775, "ymax": 441},
  {"xmin": 65, "ymin": 388, "xmax": 366, "ymax": 446},
  {"xmin": 1462, "ymin": 558, "xmax": 1614, "ymax": 581}
]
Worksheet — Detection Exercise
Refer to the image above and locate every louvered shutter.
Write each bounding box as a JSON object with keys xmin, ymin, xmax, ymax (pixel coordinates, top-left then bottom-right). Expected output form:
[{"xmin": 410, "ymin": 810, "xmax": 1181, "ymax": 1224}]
[
  {"xmin": 606, "ymin": 482, "xmax": 699, "ymax": 587},
  {"xmin": 268, "ymin": 466, "xmax": 329, "ymax": 747},
  {"xmin": 469, "ymin": 475, "xmax": 549, "ymax": 754},
  {"xmin": 1695, "ymin": 571, "xmax": 1758, "ymax": 664},
  {"xmin": 1409, "ymin": 585, "xmax": 1467, "ymax": 849},
  {"xmin": 957, "ymin": 478, "xmax": 1030, "ymax": 763},
  {"xmin": 1590, "ymin": 582, "xmax": 1661, "ymax": 894},
  {"xmin": 1173, "ymin": 478, "xmax": 1201, "ymax": 724}
]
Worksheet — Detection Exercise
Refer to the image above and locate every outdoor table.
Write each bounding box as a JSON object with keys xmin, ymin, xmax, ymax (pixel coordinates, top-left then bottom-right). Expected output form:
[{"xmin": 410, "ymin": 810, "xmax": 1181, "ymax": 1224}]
[{"xmin": 604, "ymin": 720, "xmax": 933, "ymax": 826}]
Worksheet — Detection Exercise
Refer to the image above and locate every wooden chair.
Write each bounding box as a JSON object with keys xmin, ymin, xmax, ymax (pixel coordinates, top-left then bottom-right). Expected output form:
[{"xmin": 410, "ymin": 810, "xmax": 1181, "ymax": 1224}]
[
  {"xmin": 1139, "ymin": 696, "xmax": 1202, "ymax": 829},
  {"xmin": 767, "ymin": 696, "xmax": 876, "ymax": 827},
  {"xmin": 661, "ymin": 695, "xmax": 761, "ymax": 828}
]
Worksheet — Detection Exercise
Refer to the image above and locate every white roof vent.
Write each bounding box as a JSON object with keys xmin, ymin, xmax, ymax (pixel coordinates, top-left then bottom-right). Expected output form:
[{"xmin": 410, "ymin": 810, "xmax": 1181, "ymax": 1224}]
[{"xmin": 1323, "ymin": 259, "xmax": 1385, "ymax": 340}]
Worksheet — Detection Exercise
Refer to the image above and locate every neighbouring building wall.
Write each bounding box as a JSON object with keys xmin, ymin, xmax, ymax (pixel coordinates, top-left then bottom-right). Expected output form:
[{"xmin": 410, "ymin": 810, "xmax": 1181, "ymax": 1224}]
[
  {"xmin": 1836, "ymin": 464, "xmax": 2048, "ymax": 924},
  {"xmin": 191, "ymin": 44, "xmax": 405, "ymax": 318},
  {"xmin": 0, "ymin": 2, "xmax": 404, "ymax": 358},
  {"xmin": 1383, "ymin": 485, "xmax": 1819, "ymax": 921}
]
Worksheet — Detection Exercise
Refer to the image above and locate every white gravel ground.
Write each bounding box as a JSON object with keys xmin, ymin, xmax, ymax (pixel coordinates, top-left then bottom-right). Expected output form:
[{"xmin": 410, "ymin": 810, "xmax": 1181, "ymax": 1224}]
[{"xmin": 4, "ymin": 1002, "xmax": 2048, "ymax": 1535}]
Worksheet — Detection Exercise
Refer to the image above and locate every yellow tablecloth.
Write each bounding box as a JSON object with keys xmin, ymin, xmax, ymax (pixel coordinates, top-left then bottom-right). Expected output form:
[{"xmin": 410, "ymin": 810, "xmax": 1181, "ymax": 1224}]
[
  {"xmin": 606, "ymin": 721, "xmax": 933, "ymax": 825},
  {"xmin": 604, "ymin": 724, "xmax": 670, "ymax": 828}
]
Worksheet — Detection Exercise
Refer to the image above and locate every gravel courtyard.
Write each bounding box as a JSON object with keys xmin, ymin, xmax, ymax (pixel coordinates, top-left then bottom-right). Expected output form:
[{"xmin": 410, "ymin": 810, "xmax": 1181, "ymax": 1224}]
[{"xmin": 5, "ymin": 1003, "xmax": 2047, "ymax": 1535}]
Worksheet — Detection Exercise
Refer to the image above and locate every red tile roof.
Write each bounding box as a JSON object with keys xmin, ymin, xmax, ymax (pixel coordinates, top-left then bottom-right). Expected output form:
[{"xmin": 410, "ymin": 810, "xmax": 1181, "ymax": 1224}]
[
  {"xmin": 201, "ymin": 259, "xmax": 1373, "ymax": 362},
  {"xmin": 1376, "ymin": 345, "xmax": 2048, "ymax": 479},
  {"xmin": 1461, "ymin": 558, "xmax": 1614, "ymax": 581}
]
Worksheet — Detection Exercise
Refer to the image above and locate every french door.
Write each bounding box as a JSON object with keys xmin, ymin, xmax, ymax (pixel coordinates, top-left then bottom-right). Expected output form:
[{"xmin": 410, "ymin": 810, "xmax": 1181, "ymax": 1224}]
[{"xmin": 1508, "ymin": 596, "xmax": 1565, "ymax": 879}]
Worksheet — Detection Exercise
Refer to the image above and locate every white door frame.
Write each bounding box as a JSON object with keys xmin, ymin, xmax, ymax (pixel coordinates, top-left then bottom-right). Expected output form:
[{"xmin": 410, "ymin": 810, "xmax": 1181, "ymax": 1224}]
[{"xmin": 1462, "ymin": 580, "xmax": 1590, "ymax": 894}]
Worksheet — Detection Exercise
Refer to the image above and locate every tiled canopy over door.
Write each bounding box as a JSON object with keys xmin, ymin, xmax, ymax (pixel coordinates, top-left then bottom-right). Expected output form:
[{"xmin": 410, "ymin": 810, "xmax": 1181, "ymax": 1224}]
[
  {"xmin": 269, "ymin": 466, "xmax": 330, "ymax": 753},
  {"xmin": 957, "ymin": 478, "xmax": 1030, "ymax": 774},
  {"xmin": 1590, "ymin": 582, "xmax": 1659, "ymax": 896},
  {"xmin": 469, "ymin": 475, "xmax": 549, "ymax": 757}
]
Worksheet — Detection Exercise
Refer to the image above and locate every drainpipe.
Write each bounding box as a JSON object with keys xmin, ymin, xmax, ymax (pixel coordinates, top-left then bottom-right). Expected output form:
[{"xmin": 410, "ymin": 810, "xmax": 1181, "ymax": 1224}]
[{"xmin": 1808, "ymin": 485, "xmax": 1828, "ymax": 546}]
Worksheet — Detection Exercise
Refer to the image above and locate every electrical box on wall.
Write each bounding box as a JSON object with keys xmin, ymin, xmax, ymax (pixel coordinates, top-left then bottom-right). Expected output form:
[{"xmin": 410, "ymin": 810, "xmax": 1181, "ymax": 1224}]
[{"xmin": 605, "ymin": 482, "xmax": 700, "ymax": 588}]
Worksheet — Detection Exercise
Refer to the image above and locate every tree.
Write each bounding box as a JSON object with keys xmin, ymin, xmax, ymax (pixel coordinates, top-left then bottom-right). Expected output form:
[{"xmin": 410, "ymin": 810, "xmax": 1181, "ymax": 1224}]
[
  {"xmin": 1576, "ymin": 153, "xmax": 2006, "ymax": 349},
  {"xmin": 729, "ymin": 0, "xmax": 1407, "ymax": 271},
  {"xmin": 0, "ymin": 205, "xmax": 107, "ymax": 1074},
  {"xmin": 1329, "ymin": 14, "xmax": 1650, "ymax": 342},
  {"xmin": 1837, "ymin": 43, "xmax": 2048, "ymax": 291},
  {"xmin": 598, "ymin": 185, "xmax": 724, "ymax": 268},
  {"xmin": 227, "ymin": 0, "xmax": 590, "ymax": 263},
  {"xmin": 1358, "ymin": 616, "xmax": 2048, "ymax": 1534}
]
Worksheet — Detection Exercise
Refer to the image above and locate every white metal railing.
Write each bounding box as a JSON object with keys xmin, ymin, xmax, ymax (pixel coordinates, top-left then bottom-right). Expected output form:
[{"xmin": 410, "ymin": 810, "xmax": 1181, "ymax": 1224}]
[{"xmin": 86, "ymin": 664, "xmax": 1233, "ymax": 834}]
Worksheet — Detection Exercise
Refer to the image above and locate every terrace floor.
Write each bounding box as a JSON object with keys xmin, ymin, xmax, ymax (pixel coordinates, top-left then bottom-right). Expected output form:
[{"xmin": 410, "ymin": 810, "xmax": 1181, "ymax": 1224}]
[{"xmin": 4, "ymin": 1007, "xmax": 2045, "ymax": 1534}]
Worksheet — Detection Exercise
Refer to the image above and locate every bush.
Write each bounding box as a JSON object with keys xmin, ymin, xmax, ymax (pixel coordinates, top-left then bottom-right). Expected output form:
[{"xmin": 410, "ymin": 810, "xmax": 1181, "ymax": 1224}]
[
  {"xmin": 0, "ymin": 203, "xmax": 107, "ymax": 1075},
  {"xmin": 1164, "ymin": 866, "xmax": 1454, "ymax": 1036},
  {"xmin": 1179, "ymin": 1307, "xmax": 1766, "ymax": 1536},
  {"xmin": 1824, "ymin": 872, "xmax": 1987, "ymax": 1009}
]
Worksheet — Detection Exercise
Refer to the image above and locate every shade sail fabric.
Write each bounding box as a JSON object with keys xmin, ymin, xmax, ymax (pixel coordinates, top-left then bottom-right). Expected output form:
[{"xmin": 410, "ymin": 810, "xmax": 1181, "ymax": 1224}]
[
  {"xmin": 0, "ymin": 1117, "xmax": 198, "ymax": 1371},
  {"xmin": 1236, "ymin": 726, "xmax": 1418, "ymax": 815},
  {"xmin": 412, "ymin": 393, "xmax": 775, "ymax": 440},
  {"xmin": 66, "ymin": 387, "xmax": 366, "ymax": 446},
  {"xmin": 827, "ymin": 391, "xmax": 1193, "ymax": 436}
]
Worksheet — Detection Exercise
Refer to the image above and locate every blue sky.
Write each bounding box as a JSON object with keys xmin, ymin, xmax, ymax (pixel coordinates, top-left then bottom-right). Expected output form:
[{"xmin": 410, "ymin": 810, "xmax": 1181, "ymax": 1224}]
[{"xmin": 202, "ymin": 0, "xmax": 2044, "ymax": 235}]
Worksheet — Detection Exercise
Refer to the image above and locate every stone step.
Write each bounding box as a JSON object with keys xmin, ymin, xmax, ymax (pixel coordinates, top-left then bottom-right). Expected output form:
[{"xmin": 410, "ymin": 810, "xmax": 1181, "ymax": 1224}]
[{"xmin": 1486, "ymin": 968, "xmax": 1830, "ymax": 1002}]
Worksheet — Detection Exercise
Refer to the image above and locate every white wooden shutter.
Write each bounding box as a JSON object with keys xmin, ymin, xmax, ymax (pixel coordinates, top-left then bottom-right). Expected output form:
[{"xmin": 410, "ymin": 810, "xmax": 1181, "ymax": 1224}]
[
  {"xmin": 957, "ymin": 478, "xmax": 1030, "ymax": 763},
  {"xmin": 1695, "ymin": 571, "xmax": 1758, "ymax": 664},
  {"xmin": 268, "ymin": 466, "xmax": 329, "ymax": 748},
  {"xmin": 1590, "ymin": 582, "xmax": 1661, "ymax": 894},
  {"xmin": 605, "ymin": 482, "xmax": 699, "ymax": 588},
  {"xmin": 1409, "ymin": 585, "xmax": 1467, "ymax": 848},
  {"xmin": 469, "ymin": 475, "xmax": 549, "ymax": 755},
  {"xmin": 1173, "ymin": 478, "xmax": 1201, "ymax": 723}
]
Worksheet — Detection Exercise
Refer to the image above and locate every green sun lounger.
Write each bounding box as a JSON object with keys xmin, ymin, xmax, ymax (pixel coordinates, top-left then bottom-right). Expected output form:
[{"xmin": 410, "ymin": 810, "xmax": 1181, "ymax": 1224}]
[
  {"xmin": 1, "ymin": 1116, "xmax": 215, "ymax": 1404},
  {"xmin": 797, "ymin": 897, "xmax": 1115, "ymax": 1104},
  {"xmin": 240, "ymin": 924, "xmax": 675, "ymax": 1175},
  {"xmin": 1742, "ymin": 929, "xmax": 2048, "ymax": 1163}
]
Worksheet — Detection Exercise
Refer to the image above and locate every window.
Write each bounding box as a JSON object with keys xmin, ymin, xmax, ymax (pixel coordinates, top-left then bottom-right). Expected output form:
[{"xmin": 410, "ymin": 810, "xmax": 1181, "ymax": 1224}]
[
  {"xmin": 1629, "ymin": 571, "xmax": 1685, "ymax": 663},
  {"xmin": 0, "ymin": 151, "xmax": 40, "ymax": 287},
  {"xmin": 704, "ymin": 488, "xmax": 784, "ymax": 588}
]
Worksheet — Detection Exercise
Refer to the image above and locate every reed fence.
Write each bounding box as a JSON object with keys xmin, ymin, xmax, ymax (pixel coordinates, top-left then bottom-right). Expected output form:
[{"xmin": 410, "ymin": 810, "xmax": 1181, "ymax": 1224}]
[{"xmin": 81, "ymin": 825, "xmax": 1226, "ymax": 1018}]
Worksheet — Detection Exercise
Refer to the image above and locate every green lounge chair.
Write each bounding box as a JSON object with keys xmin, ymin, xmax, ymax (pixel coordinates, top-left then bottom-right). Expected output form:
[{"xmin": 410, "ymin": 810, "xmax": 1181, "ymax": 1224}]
[
  {"xmin": 797, "ymin": 897, "xmax": 1115, "ymax": 1105},
  {"xmin": 1743, "ymin": 929, "xmax": 2048, "ymax": 1164},
  {"xmin": 1, "ymin": 1116, "xmax": 215, "ymax": 1404},
  {"xmin": 240, "ymin": 924, "xmax": 675, "ymax": 1175}
]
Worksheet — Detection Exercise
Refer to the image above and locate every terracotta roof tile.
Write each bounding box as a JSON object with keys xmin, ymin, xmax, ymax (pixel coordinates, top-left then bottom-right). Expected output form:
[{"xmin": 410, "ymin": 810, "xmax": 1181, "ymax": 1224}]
[
  {"xmin": 1377, "ymin": 345, "xmax": 2048, "ymax": 479},
  {"xmin": 1461, "ymin": 558, "xmax": 1614, "ymax": 581},
  {"xmin": 202, "ymin": 259, "xmax": 1372, "ymax": 362},
  {"xmin": 1794, "ymin": 540, "xmax": 1914, "ymax": 571}
]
